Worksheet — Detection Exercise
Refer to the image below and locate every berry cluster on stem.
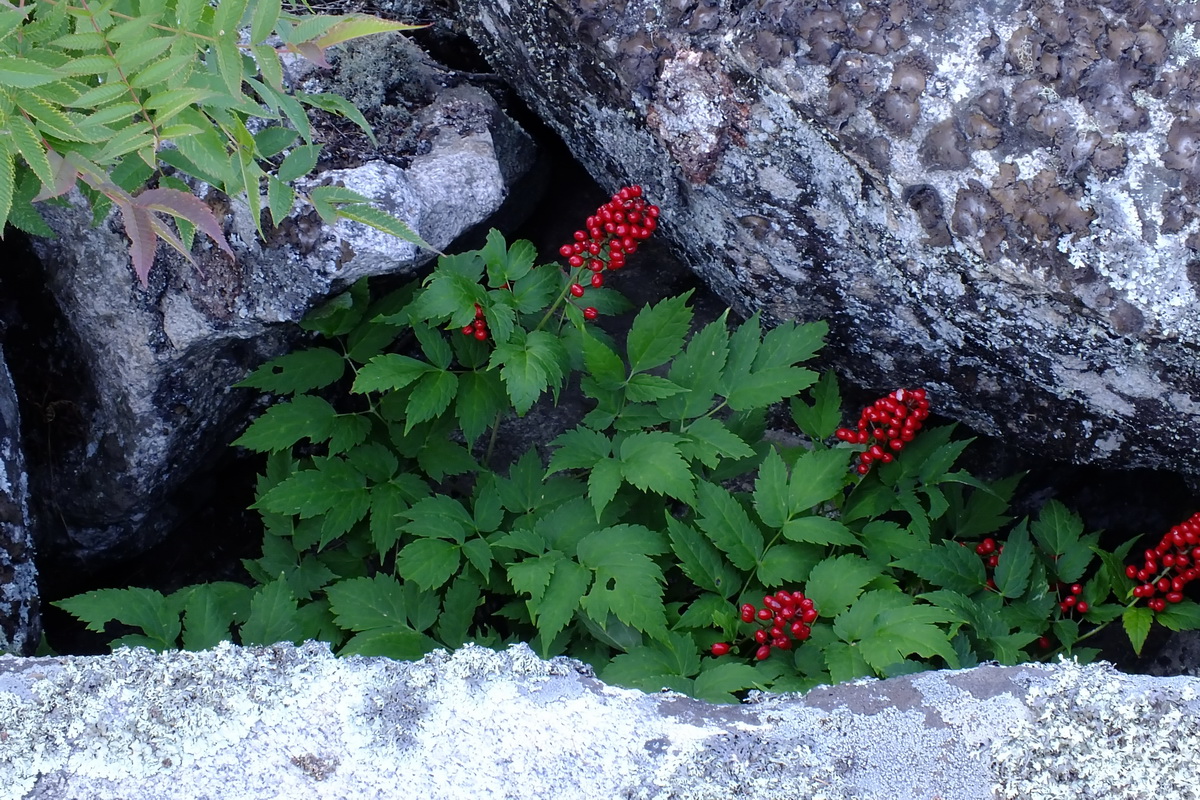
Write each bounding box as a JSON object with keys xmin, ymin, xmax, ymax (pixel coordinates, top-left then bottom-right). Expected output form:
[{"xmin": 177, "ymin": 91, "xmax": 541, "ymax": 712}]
[
  {"xmin": 460, "ymin": 304, "xmax": 489, "ymax": 340},
  {"xmin": 556, "ymin": 185, "xmax": 658, "ymax": 320},
  {"xmin": 835, "ymin": 388, "xmax": 930, "ymax": 474},
  {"xmin": 1126, "ymin": 511, "xmax": 1200, "ymax": 612},
  {"xmin": 711, "ymin": 590, "xmax": 818, "ymax": 661}
]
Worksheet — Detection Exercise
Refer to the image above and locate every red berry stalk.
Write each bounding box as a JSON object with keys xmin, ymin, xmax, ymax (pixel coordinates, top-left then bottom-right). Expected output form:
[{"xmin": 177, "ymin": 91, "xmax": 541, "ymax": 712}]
[
  {"xmin": 711, "ymin": 589, "xmax": 818, "ymax": 661},
  {"xmin": 835, "ymin": 388, "xmax": 930, "ymax": 475},
  {"xmin": 1126, "ymin": 511, "xmax": 1200, "ymax": 612},
  {"xmin": 553, "ymin": 185, "xmax": 658, "ymax": 324}
]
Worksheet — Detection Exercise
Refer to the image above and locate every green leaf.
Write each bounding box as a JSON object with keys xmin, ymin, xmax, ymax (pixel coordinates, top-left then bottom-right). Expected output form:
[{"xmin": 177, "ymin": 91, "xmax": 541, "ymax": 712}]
[
  {"xmin": 790, "ymin": 370, "xmax": 842, "ymax": 441},
  {"xmin": 181, "ymin": 583, "xmax": 252, "ymax": 650},
  {"xmin": 1030, "ymin": 499, "xmax": 1083, "ymax": 556},
  {"xmin": 588, "ymin": 457, "xmax": 623, "ymax": 520},
  {"xmin": 326, "ymin": 574, "xmax": 409, "ymax": 631},
  {"xmin": 804, "ymin": 555, "xmax": 880, "ymax": 618},
  {"xmin": 858, "ymin": 520, "xmax": 928, "ymax": 560},
  {"xmin": 754, "ymin": 320, "xmax": 827, "ymax": 369},
  {"xmin": 490, "ymin": 330, "xmax": 560, "ymax": 415},
  {"xmin": 994, "ymin": 520, "xmax": 1035, "ymax": 598},
  {"xmin": 694, "ymin": 481, "xmax": 763, "ymax": 570},
  {"xmin": 693, "ymin": 662, "xmax": 761, "ymax": 704},
  {"xmin": 405, "ymin": 370, "xmax": 458, "ymax": 433},
  {"xmin": 276, "ymin": 143, "xmax": 320, "ymax": 182},
  {"xmin": 720, "ymin": 314, "xmax": 761, "ymax": 392},
  {"xmin": 233, "ymin": 395, "xmax": 337, "ymax": 452},
  {"xmin": 301, "ymin": 92, "xmax": 376, "ymax": 146},
  {"xmin": 509, "ymin": 266, "xmax": 559, "ymax": 314},
  {"xmin": 237, "ymin": 348, "xmax": 345, "ymax": 394},
  {"xmin": 781, "ymin": 516, "xmax": 857, "ymax": 546},
  {"xmin": 456, "ymin": 370, "xmax": 505, "ymax": 445},
  {"xmin": 396, "ymin": 538, "xmax": 461, "ymax": 590},
  {"xmin": 240, "ymin": 577, "xmax": 300, "ymax": 645},
  {"xmin": 339, "ymin": 628, "xmax": 439, "ymax": 659},
  {"xmin": 892, "ymin": 540, "xmax": 988, "ymax": 595},
  {"xmin": 436, "ymin": 576, "xmax": 481, "ymax": 647},
  {"xmin": 678, "ymin": 417, "xmax": 754, "ymax": 469},
  {"xmin": 752, "ymin": 448, "xmax": 789, "ymax": 529},
  {"xmin": 580, "ymin": 329, "xmax": 623, "ymax": 391},
  {"xmin": 757, "ymin": 543, "xmax": 821, "ymax": 586},
  {"xmin": 626, "ymin": 292, "xmax": 693, "ymax": 373},
  {"xmin": 787, "ymin": 447, "xmax": 849, "ymax": 510},
  {"xmin": 1052, "ymin": 533, "xmax": 1100, "ymax": 584},
  {"xmin": 255, "ymin": 457, "xmax": 367, "ymax": 519},
  {"xmin": 661, "ymin": 312, "xmax": 729, "ymax": 421},
  {"xmin": 824, "ymin": 640, "xmax": 873, "ymax": 683},
  {"xmin": 53, "ymin": 588, "xmax": 181, "ymax": 649},
  {"xmin": 666, "ymin": 516, "xmax": 741, "ymax": 598},
  {"xmin": 547, "ymin": 427, "xmax": 612, "ymax": 473},
  {"xmin": 619, "ymin": 431, "xmax": 695, "ymax": 505},
  {"xmin": 726, "ymin": 366, "xmax": 817, "ymax": 412},
  {"xmin": 352, "ymin": 353, "xmax": 434, "ymax": 394},
  {"xmin": 532, "ymin": 558, "xmax": 591, "ymax": 644},
  {"xmin": 0, "ymin": 57, "xmax": 60, "ymax": 87},
  {"xmin": 1122, "ymin": 606, "xmax": 1154, "ymax": 656},
  {"xmin": 625, "ymin": 374, "xmax": 685, "ymax": 403},
  {"xmin": 250, "ymin": 0, "xmax": 281, "ymax": 43},
  {"xmin": 578, "ymin": 526, "xmax": 669, "ymax": 636},
  {"xmin": 401, "ymin": 495, "xmax": 472, "ymax": 543},
  {"xmin": 1152, "ymin": 600, "xmax": 1200, "ymax": 632}
]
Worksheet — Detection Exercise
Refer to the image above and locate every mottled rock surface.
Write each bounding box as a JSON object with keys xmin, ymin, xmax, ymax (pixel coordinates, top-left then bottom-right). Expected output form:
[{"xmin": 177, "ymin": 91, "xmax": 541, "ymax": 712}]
[
  {"xmin": 1, "ymin": 642, "xmax": 1198, "ymax": 799},
  {"xmin": 458, "ymin": 0, "xmax": 1200, "ymax": 472},
  {"xmin": 25, "ymin": 33, "xmax": 537, "ymax": 566},
  {"xmin": 0, "ymin": 350, "xmax": 36, "ymax": 656}
]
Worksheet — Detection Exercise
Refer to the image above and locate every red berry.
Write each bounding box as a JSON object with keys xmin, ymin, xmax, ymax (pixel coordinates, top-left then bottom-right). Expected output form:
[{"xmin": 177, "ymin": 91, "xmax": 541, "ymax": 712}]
[
  {"xmin": 1038, "ymin": 636, "xmax": 1052, "ymax": 649},
  {"xmin": 710, "ymin": 642, "xmax": 731, "ymax": 656},
  {"xmin": 757, "ymin": 608, "xmax": 772, "ymax": 620},
  {"xmin": 755, "ymin": 645, "xmax": 772, "ymax": 661},
  {"xmin": 754, "ymin": 629, "xmax": 768, "ymax": 644},
  {"xmin": 1167, "ymin": 591, "xmax": 1185, "ymax": 604},
  {"xmin": 591, "ymin": 273, "xmax": 604, "ymax": 288},
  {"xmin": 558, "ymin": 245, "xmax": 574, "ymax": 257},
  {"xmin": 1075, "ymin": 601, "xmax": 1089, "ymax": 614},
  {"xmin": 1125, "ymin": 564, "xmax": 1139, "ymax": 579},
  {"xmin": 1150, "ymin": 597, "xmax": 1167, "ymax": 612},
  {"xmin": 569, "ymin": 283, "xmax": 585, "ymax": 298},
  {"xmin": 583, "ymin": 307, "xmax": 599, "ymax": 321},
  {"xmin": 473, "ymin": 329, "xmax": 488, "ymax": 341},
  {"xmin": 461, "ymin": 325, "xmax": 475, "ymax": 335},
  {"xmin": 1070, "ymin": 583, "xmax": 1083, "ymax": 595},
  {"xmin": 568, "ymin": 255, "xmax": 584, "ymax": 267}
]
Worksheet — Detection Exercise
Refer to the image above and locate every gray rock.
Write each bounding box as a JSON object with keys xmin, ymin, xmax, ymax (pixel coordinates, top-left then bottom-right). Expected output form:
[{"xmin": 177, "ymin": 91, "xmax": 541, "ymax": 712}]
[
  {"xmin": 1, "ymin": 642, "xmax": 1197, "ymax": 799},
  {"xmin": 457, "ymin": 0, "xmax": 1200, "ymax": 472},
  {"xmin": 26, "ymin": 34, "xmax": 537, "ymax": 566},
  {"xmin": 0, "ymin": 349, "xmax": 36, "ymax": 656}
]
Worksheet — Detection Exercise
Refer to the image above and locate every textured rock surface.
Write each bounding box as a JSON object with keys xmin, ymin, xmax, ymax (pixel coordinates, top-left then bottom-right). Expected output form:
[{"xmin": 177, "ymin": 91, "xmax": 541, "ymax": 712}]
[
  {"xmin": 25, "ymin": 33, "xmax": 537, "ymax": 566},
  {"xmin": 458, "ymin": 0, "xmax": 1200, "ymax": 472},
  {"xmin": 2, "ymin": 642, "xmax": 1198, "ymax": 799},
  {"xmin": 0, "ymin": 349, "xmax": 36, "ymax": 656}
]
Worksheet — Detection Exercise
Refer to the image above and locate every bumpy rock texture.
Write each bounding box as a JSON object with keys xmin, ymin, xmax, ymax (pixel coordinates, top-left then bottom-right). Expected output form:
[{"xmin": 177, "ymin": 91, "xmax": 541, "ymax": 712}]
[
  {"xmin": 25, "ymin": 33, "xmax": 537, "ymax": 566},
  {"xmin": 458, "ymin": 0, "xmax": 1200, "ymax": 472},
  {"xmin": 0, "ymin": 350, "xmax": 36, "ymax": 656},
  {"xmin": 2, "ymin": 642, "xmax": 1198, "ymax": 799}
]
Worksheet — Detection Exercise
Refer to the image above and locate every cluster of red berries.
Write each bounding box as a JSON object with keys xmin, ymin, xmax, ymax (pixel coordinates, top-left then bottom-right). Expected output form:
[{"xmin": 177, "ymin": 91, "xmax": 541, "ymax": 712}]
[
  {"xmin": 1054, "ymin": 581, "xmax": 1088, "ymax": 616},
  {"xmin": 835, "ymin": 388, "xmax": 930, "ymax": 474},
  {"xmin": 556, "ymin": 185, "xmax": 658, "ymax": 320},
  {"xmin": 460, "ymin": 304, "xmax": 489, "ymax": 340},
  {"xmin": 1125, "ymin": 511, "xmax": 1200, "ymax": 612},
  {"xmin": 710, "ymin": 589, "xmax": 818, "ymax": 661},
  {"xmin": 970, "ymin": 536, "xmax": 1003, "ymax": 591}
]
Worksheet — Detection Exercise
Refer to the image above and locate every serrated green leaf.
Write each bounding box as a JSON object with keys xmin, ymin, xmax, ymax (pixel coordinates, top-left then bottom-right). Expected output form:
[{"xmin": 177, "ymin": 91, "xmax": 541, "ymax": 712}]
[
  {"xmin": 404, "ymin": 370, "xmax": 458, "ymax": 433},
  {"xmin": 397, "ymin": 538, "xmax": 461, "ymax": 590},
  {"xmin": 238, "ymin": 347, "xmax": 345, "ymax": 394},
  {"xmin": 752, "ymin": 448, "xmax": 789, "ymax": 529},
  {"xmin": 1123, "ymin": 606, "xmax": 1154, "ymax": 655},
  {"xmin": 250, "ymin": 0, "xmax": 282, "ymax": 42},
  {"xmin": 276, "ymin": 143, "xmax": 320, "ymax": 183},
  {"xmin": 824, "ymin": 640, "xmax": 873, "ymax": 683},
  {"xmin": 256, "ymin": 457, "xmax": 368, "ymax": 524},
  {"xmin": 352, "ymin": 353, "xmax": 434, "ymax": 394},
  {"xmin": 858, "ymin": 520, "xmax": 928, "ymax": 560},
  {"xmin": 626, "ymin": 292, "xmax": 693, "ymax": 373},
  {"xmin": 401, "ymin": 495, "xmax": 472, "ymax": 543},
  {"xmin": 490, "ymin": 329, "xmax": 553, "ymax": 415},
  {"xmin": 788, "ymin": 446, "xmax": 852, "ymax": 510},
  {"xmin": 456, "ymin": 370, "xmax": 505, "ymax": 445},
  {"xmin": 720, "ymin": 314, "xmax": 761, "ymax": 391},
  {"xmin": 369, "ymin": 481, "xmax": 412, "ymax": 557},
  {"xmin": 181, "ymin": 583, "xmax": 252, "ymax": 650},
  {"xmin": 756, "ymin": 542, "xmax": 821, "ymax": 586},
  {"xmin": 660, "ymin": 312, "xmax": 729, "ymax": 421},
  {"xmin": 301, "ymin": 92, "xmax": 376, "ymax": 145},
  {"xmin": 892, "ymin": 540, "xmax": 987, "ymax": 595},
  {"xmin": 1052, "ymin": 533, "xmax": 1100, "ymax": 584},
  {"xmin": 53, "ymin": 587, "xmax": 181, "ymax": 649},
  {"xmin": 619, "ymin": 431, "xmax": 695, "ymax": 505},
  {"xmin": 337, "ymin": 201, "xmax": 433, "ymax": 253},
  {"xmin": 1030, "ymin": 499, "xmax": 1083, "ymax": 556},
  {"xmin": 532, "ymin": 558, "xmax": 591, "ymax": 644},
  {"xmin": 266, "ymin": 175, "xmax": 296, "ymax": 225},
  {"xmin": 581, "ymin": 329, "xmax": 626, "ymax": 390},
  {"xmin": 678, "ymin": 417, "xmax": 754, "ymax": 470},
  {"xmin": 1152, "ymin": 600, "xmax": 1200, "ymax": 632},
  {"xmin": 328, "ymin": 414, "xmax": 372, "ymax": 454},
  {"xmin": 547, "ymin": 427, "xmax": 612, "ymax": 474},
  {"xmin": 113, "ymin": 34, "xmax": 175, "ymax": 72},
  {"xmin": 694, "ymin": 481, "xmax": 763, "ymax": 570},
  {"xmin": 239, "ymin": 577, "xmax": 300, "ymax": 645},
  {"xmin": 693, "ymin": 661, "xmax": 761, "ymax": 704},
  {"xmin": 675, "ymin": 592, "xmax": 736, "ymax": 631},
  {"xmin": 754, "ymin": 320, "xmax": 827, "ymax": 369},
  {"xmin": 578, "ymin": 547, "xmax": 666, "ymax": 638},
  {"xmin": 0, "ymin": 57, "xmax": 60, "ymax": 87},
  {"xmin": 790, "ymin": 370, "xmax": 842, "ymax": 441},
  {"xmin": 233, "ymin": 395, "xmax": 337, "ymax": 452},
  {"xmin": 994, "ymin": 519, "xmax": 1034, "ymax": 598},
  {"xmin": 726, "ymin": 366, "xmax": 817, "ymax": 412},
  {"xmin": 666, "ymin": 516, "xmax": 741, "ymax": 598},
  {"xmin": 804, "ymin": 554, "xmax": 880, "ymax": 618},
  {"xmin": 509, "ymin": 266, "xmax": 559, "ymax": 314},
  {"xmin": 436, "ymin": 576, "xmax": 480, "ymax": 647},
  {"xmin": 588, "ymin": 457, "xmax": 623, "ymax": 519},
  {"xmin": 326, "ymin": 574, "xmax": 408, "ymax": 632},
  {"xmin": 781, "ymin": 516, "xmax": 857, "ymax": 546}
]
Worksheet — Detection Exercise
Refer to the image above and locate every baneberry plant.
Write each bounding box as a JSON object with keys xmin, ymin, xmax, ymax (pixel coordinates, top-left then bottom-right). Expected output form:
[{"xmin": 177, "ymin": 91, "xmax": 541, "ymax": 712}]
[{"xmin": 57, "ymin": 187, "xmax": 1200, "ymax": 702}]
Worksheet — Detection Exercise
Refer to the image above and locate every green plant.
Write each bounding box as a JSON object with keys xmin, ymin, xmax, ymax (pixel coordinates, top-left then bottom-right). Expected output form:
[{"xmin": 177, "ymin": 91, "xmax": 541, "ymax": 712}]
[
  {"xmin": 1, "ymin": 0, "xmax": 429, "ymax": 283},
  {"xmin": 55, "ymin": 188, "xmax": 1200, "ymax": 702}
]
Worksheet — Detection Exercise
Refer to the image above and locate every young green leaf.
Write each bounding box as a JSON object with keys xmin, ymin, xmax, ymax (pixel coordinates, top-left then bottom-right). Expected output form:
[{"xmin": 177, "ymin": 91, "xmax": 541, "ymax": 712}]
[
  {"xmin": 1030, "ymin": 499, "xmax": 1084, "ymax": 556},
  {"xmin": 694, "ymin": 481, "xmax": 764, "ymax": 570},
  {"xmin": 804, "ymin": 554, "xmax": 882, "ymax": 618},
  {"xmin": 1122, "ymin": 606, "xmax": 1153, "ymax": 656},
  {"xmin": 396, "ymin": 538, "xmax": 461, "ymax": 591},
  {"xmin": 790, "ymin": 370, "xmax": 842, "ymax": 441},
  {"xmin": 993, "ymin": 519, "xmax": 1034, "ymax": 598},
  {"xmin": 626, "ymin": 292, "xmax": 693, "ymax": 373},
  {"xmin": 788, "ymin": 447, "xmax": 852, "ymax": 510},
  {"xmin": 619, "ymin": 431, "xmax": 695, "ymax": 505}
]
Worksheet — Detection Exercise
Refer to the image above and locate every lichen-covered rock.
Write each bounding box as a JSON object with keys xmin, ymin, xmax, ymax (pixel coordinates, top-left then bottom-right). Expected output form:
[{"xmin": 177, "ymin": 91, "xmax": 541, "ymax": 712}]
[
  {"xmin": 458, "ymin": 0, "xmax": 1200, "ymax": 472},
  {"xmin": 0, "ymin": 348, "xmax": 36, "ymax": 656},
  {"xmin": 24, "ymin": 34, "xmax": 537, "ymax": 566},
  {"xmin": 1, "ymin": 642, "xmax": 1198, "ymax": 799}
]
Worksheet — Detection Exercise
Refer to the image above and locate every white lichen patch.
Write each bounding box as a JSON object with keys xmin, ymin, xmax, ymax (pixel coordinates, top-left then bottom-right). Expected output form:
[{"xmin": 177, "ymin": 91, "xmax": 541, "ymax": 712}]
[{"xmin": 988, "ymin": 659, "xmax": 1200, "ymax": 799}]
